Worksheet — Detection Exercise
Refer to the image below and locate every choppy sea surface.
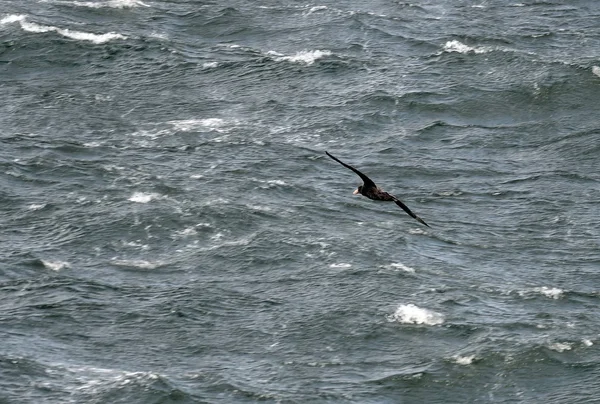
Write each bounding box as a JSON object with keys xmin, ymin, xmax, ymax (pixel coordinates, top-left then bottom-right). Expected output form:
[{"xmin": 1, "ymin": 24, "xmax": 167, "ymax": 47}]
[{"xmin": 2, "ymin": 0, "xmax": 600, "ymax": 402}]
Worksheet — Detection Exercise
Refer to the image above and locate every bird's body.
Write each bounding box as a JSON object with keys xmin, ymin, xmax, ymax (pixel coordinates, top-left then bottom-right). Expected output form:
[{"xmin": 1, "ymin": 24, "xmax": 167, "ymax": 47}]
[{"xmin": 325, "ymin": 151, "xmax": 430, "ymax": 227}]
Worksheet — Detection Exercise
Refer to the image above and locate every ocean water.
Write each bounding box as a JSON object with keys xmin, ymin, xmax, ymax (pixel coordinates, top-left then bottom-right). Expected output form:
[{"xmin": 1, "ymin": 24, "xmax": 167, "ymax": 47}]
[{"xmin": 1, "ymin": 0, "xmax": 600, "ymax": 402}]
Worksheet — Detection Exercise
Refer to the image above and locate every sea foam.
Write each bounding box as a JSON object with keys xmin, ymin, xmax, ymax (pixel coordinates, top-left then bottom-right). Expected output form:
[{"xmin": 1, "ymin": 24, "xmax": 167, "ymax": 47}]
[
  {"xmin": 444, "ymin": 40, "xmax": 488, "ymax": 54},
  {"xmin": 2, "ymin": 14, "xmax": 126, "ymax": 44},
  {"xmin": 330, "ymin": 263, "xmax": 352, "ymax": 269},
  {"xmin": 128, "ymin": 192, "xmax": 161, "ymax": 203},
  {"xmin": 535, "ymin": 287, "xmax": 564, "ymax": 299},
  {"xmin": 388, "ymin": 263, "xmax": 416, "ymax": 273},
  {"xmin": 548, "ymin": 342, "xmax": 572, "ymax": 352},
  {"xmin": 389, "ymin": 304, "xmax": 444, "ymax": 325},
  {"xmin": 453, "ymin": 354, "xmax": 476, "ymax": 365},
  {"xmin": 1, "ymin": 14, "xmax": 26, "ymax": 25},
  {"xmin": 111, "ymin": 259, "xmax": 163, "ymax": 270},
  {"xmin": 42, "ymin": 260, "xmax": 70, "ymax": 271},
  {"xmin": 269, "ymin": 49, "xmax": 332, "ymax": 65},
  {"xmin": 169, "ymin": 118, "xmax": 233, "ymax": 133},
  {"xmin": 41, "ymin": 0, "xmax": 149, "ymax": 8}
]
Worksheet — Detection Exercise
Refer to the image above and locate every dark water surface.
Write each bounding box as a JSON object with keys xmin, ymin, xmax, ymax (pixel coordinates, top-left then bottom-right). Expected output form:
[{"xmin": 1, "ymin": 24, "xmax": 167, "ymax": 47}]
[{"xmin": 2, "ymin": 1, "xmax": 600, "ymax": 402}]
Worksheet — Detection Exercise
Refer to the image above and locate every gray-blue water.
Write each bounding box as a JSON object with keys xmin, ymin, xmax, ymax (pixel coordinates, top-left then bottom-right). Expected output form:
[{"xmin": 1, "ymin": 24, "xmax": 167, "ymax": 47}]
[{"xmin": 2, "ymin": 1, "xmax": 600, "ymax": 402}]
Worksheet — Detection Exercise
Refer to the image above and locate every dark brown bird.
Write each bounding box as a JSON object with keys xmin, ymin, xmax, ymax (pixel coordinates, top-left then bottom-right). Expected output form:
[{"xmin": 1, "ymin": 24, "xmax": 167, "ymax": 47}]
[{"xmin": 326, "ymin": 151, "xmax": 430, "ymax": 227}]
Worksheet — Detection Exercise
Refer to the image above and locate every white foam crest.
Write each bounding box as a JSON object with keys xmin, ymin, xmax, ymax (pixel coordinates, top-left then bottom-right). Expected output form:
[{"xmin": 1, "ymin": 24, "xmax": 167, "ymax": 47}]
[
  {"xmin": 305, "ymin": 6, "xmax": 328, "ymax": 15},
  {"xmin": 10, "ymin": 16, "xmax": 126, "ymax": 44},
  {"xmin": 201, "ymin": 197, "xmax": 230, "ymax": 206},
  {"xmin": 202, "ymin": 61, "xmax": 219, "ymax": 69},
  {"xmin": 592, "ymin": 66, "xmax": 600, "ymax": 78},
  {"xmin": 248, "ymin": 204, "xmax": 272, "ymax": 212},
  {"xmin": 548, "ymin": 342, "xmax": 572, "ymax": 352},
  {"xmin": 28, "ymin": 203, "xmax": 46, "ymax": 211},
  {"xmin": 444, "ymin": 40, "xmax": 489, "ymax": 54},
  {"xmin": 42, "ymin": 260, "xmax": 70, "ymax": 271},
  {"xmin": 1, "ymin": 14, "xmax": 26, "ymax": 25},
  {"xmin": 65, "ymin": 0, "xmax": 150, "ymax": 8},
  {"xmin": 453, "ymin": 354, "xmax": 476, "ymax": 365},
  {"xmin": 389, "ymin": 262, "xmax": 416, "ymax": 273},
  {"xmin": 123, "ymin": 240, "xmax": 149, "ymax": 250},
  {"xmin": 270, "ymin": 49, "xmax": 332, "ymax": 65},
  {"xmin": 111, "ymin": 259, "xmax": 164, "ymax": 270},
  {"xmin": 330, "ymin": 263, "xmax": 352, "ymax": 269},
  {"xmin": 56, "ymin": 28, "xmax": 126, "ymax": 44},
  {"xmin": 253, "ymin": 177, "xmax": 288, "ymax": 188},
  {"xmin": 389, "ymin": 304, "xmax": 444, "ymax": 325},
  {"xmin": 169, "ymin": 118, "xmax": 234, "ymax": 133},
  {"xmin": 58, "ymin": 365, "xmax": 160, "ymax": 394},
  {"xmin": 128, "ymin": 192, "xmax": 161, "ymax": 203},
  {"xmin": 176, "ymin": 227, "xmax": 198, "ymax": 237},
  {"xmin": 535, "ymin": 286, "xmax": 564, "ymax": 299}
]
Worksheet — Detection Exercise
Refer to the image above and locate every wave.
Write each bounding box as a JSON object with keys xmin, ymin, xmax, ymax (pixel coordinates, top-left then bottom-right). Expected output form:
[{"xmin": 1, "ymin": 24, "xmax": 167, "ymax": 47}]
[
  {"xmin": 110, "ymin": 259, "xmax": 166, "ymax": 270},
  {"xmin": 1, "ymin": 14, "xmax": 126, "ymax": 44},
  {"xmin": 388, "ymin": 304, "xmax": 444, "ymax": 326},
  {"xmin": 268, "ymin": 49, "xmax": 332, "ymax": 65},
  {"xmin": 127, "ymin": 192, "xmax": 162, "ymax": 203},
  {"xmin": 40, "ymin": 259, "xmax": 71, "ymax": 271},
  {"xmin": 41, "ymin": 0, "xmax": 150, "ymax": 8},
  {"xmin": 443, "ymin": 40, "xmax": 491, "ymax": 55}
]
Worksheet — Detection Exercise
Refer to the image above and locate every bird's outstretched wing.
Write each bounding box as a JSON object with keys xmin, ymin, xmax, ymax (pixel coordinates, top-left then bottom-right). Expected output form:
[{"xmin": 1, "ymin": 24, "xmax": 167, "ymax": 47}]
[
  {"xmin": 325, "ymin": 151, "xmax": 376, "ymax": 188},
  {"xmin": 393, "ymin": 198, "xmax": 430, "ymax": 227}
]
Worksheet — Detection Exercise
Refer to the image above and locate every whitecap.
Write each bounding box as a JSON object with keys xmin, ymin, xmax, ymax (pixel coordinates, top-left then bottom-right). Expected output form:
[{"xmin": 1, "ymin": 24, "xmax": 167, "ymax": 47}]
[
  {"xmin": 177, "ymin": 227, "xmax": 198, "ymax": 237},
  {"xmin": 330, "ymin": 263, "xmax": 352, "ymax": 269},
  {"xmin": 169, "ymin": 118, "xmax": 233, "ymax": 133},
  {"xmin": 583, "ymin": 339, "xmax": 594, "ymax": 347},
  {"xmin": 123, "ymin": 241, "xmax": 149, "ymax": 250},
  {"xmin": 592, "ymin": 66, "xmax": 600, "ymax": 78},
  {"xmin": 453, "ymin": 354, "xmax": 476, "ymax": 365},
  {"xmin": 388, "ymin": 262, "xmax": 416, "ymax": 273},
  {"xmin": 305, "ymin": 6, "xmax": 328, "ymax": 15},
  {"xmin": 535, "ymin": 287, "xmax": 564, "ymax": 299},
  {"xmin": 58, "ymin": 28, "xmax": 126, "ymax": 43},
  {"xmin": 443, "ymin": 40, "xmax": 488, "ymax": 55},
  {"xmin": 41, "ymin": 0, "xmax": 149, "ymax": 8},
  {"xmin": 202, "ymin": 61, "xmax": 219, "ymax": 69},
  {"xmin": 548, "ymin": 342, "xmax": 572, "ymax": 352},
  {"xmin": 389, "ymin": 304, "xmax": 444, "ymax": 325},
  {"xmin": 9, "ymin": 16, "xmax": 126, "ymax": 44},
  {"xmin": 248, "ymin": 204, "xmax": 272, "ymax": 212},
  {"xmin": 111, "ymin": 259, "xmax": 163, "ymax": 270},
  {"xmin": 128, "ymin": 192, "xmax": 161, "ymax": 203},
  {"xmin": 1, "ymin": 14, "xmax": 26, "ymax": 25},
  {"xmin": 56, "ymin": 364, "xmax": 161, "ymax": 394},
  {"xmin": 83, "ymin": 141, "xmax": 102, "ymax": 147},
  {"xmin": 271, "ymin": 49, "xmax": 332, "ymax": 65},
  {"xmin": 42, "ymin": 260, "xmax": 70, "ymax": 271},
  {"xmin": 28, "ymin": 203, "xmax": 46, "ymax": 211}
]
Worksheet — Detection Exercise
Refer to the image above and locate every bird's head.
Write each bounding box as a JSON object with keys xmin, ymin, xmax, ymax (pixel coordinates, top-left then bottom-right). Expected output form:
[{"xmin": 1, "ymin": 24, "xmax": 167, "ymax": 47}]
[{"xmin": 353, "ymin": 185, "xmax": 363, "ymax": 195}]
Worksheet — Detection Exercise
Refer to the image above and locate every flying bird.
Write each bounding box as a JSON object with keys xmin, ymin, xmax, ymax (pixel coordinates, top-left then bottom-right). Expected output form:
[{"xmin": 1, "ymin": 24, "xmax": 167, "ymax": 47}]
[{"xmin": 325, "ymin": 151, "xmax": 430, "ymax": 227}]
